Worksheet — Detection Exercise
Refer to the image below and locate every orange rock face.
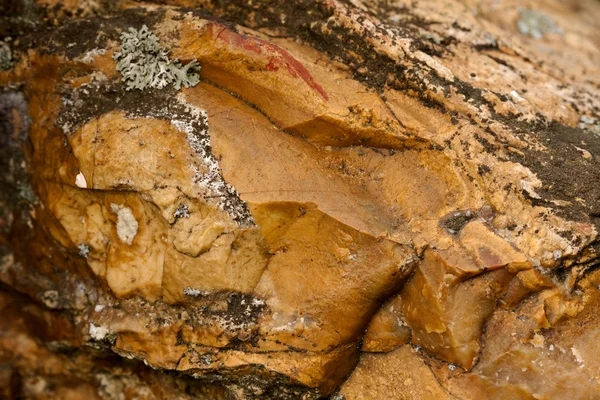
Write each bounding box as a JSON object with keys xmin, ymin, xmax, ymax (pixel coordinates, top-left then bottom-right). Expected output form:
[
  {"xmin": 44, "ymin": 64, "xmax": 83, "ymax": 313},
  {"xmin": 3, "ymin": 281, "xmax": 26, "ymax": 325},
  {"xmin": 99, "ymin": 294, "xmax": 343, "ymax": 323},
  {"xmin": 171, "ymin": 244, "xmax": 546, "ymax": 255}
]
[{"xmin": 0, "ymin": 0, "xmax": 599, "ymax": 398}]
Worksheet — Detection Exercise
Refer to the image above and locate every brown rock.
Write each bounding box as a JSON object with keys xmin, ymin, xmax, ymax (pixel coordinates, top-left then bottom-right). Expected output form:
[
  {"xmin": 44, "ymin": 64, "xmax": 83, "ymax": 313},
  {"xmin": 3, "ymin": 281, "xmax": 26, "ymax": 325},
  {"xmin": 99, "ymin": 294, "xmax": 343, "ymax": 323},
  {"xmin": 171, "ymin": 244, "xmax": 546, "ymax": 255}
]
[
  {"xmin": 338, "ymin": 345, "xmax": 452, "ymax": 400},
  {"xmin": 0, "ymin": 0, "xmax": 599, "ymax": 398},
  {"xmin": 362, "ymin": 295, "xmax": 411, "ymax": 353}
]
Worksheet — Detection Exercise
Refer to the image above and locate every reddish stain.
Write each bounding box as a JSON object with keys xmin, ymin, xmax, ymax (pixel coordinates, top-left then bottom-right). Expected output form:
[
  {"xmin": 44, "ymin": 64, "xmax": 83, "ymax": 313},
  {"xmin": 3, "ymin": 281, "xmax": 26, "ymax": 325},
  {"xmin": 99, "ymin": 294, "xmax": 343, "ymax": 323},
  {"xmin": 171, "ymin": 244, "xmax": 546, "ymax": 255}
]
[
  {"xmin": 214, "ymin": 25, "xmax": 329, "ymax": 101},
  {"xmin": 478, "ymin": 247, "xmax": 504, "ymax": 268},
  {"xmin": 215, "ymin": 26, "xmax": 263, "ymax": 55}
]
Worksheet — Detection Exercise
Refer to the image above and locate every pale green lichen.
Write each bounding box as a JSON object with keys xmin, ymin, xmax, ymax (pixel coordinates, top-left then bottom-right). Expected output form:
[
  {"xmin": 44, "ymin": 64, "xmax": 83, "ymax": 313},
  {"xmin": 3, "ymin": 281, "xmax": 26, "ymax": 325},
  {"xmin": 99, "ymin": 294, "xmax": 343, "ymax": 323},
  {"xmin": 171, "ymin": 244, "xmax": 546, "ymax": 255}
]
[
  {"xmin": 517, "ymin": 9, "xmax": 563, "ymax": 39},
  {"xmin": 580, "ymin": 115, "xmax": 600, "ymax": 137},
  {"xmin": 0, "ymin": 41, "xmax": 12, "ymax": 71},
  {"xmin": 113, "ymin": 25, "xmax": 200, "ymax": 91}
]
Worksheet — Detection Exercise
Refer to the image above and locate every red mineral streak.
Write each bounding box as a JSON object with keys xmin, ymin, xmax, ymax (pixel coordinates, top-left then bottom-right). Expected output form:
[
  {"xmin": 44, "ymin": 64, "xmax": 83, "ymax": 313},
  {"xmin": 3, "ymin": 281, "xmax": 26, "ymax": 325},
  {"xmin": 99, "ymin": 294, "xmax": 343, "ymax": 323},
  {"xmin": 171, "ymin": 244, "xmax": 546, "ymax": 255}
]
[{"xmin": 214, "ymin": 25, "xmax": 329, "ymax": 101}]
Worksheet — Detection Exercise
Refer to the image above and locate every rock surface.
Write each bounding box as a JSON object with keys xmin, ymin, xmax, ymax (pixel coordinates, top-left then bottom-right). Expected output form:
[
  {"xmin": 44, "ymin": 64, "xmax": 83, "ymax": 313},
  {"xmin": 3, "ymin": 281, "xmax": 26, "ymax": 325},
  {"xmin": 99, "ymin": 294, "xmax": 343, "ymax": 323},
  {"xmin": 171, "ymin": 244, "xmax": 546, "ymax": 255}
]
[{"xmin": 0, "ymin": 0, "xmax": 599, "ymax": 398}]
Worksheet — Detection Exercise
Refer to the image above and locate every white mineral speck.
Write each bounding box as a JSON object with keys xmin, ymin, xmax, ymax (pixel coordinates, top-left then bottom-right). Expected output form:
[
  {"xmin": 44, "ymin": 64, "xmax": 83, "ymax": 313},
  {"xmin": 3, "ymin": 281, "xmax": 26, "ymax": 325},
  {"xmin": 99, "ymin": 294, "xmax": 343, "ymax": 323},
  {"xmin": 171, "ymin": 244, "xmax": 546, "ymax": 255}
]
[
  {"xmin": 75, "ymin": 172, "xmax": 87, "ymax": 188},
  {"xmin": 510, "ymin": 90, "xmax": 525, "ymax": 102}
]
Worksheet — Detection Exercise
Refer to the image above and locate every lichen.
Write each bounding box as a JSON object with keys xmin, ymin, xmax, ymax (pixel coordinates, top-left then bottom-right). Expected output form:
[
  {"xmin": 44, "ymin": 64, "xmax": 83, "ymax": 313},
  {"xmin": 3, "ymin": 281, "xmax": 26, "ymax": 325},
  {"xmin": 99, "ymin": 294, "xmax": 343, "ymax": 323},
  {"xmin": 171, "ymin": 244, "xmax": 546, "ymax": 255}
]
[
  {"xmin": 517, "ymin": 9, "xmax": 563, "ymax": 39},
  {"xmin": 89, "ymin": 323, "xmax": 110, "ymax": 340},
  {"xmin": 184, "ymin": 287, "xmax": 202, "ymax": 297},
  {"xmin": 56, "ymin": 79, "xmax": 255, "ymax": 225},
  {"xmin": 113, "ymin": 25, "xmax": 200, "ymax": 91},
  {"xmin": 0, "ymin": 42, "xmax": 12, "ymax": 71},
  {"xmin": 169, "ymin": 96, "xmax": 255, "ymax": 225},
  {"xmin": 579, "ymin": 115, "xmax": 600, "ymax": 137},
  {"xmin": 173, "ymin": 204, "xmax": 190, "ymax": 219},
  {"xmin": 78, "ymin": 243, "xmax": 90, "ymax": 258},
  {"xmin": 0, "ymin": 41, "xmax": 12, "ymax": 71}
]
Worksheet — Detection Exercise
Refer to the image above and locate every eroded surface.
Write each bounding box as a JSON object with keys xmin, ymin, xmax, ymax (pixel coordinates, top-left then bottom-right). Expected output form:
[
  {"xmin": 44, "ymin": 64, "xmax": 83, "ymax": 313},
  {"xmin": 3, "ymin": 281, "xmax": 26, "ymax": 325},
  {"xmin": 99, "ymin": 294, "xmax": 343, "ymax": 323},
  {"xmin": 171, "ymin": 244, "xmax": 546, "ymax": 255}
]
[{"xmin": 0, "ymin": 0, "xmax": 599, "ymax": 398}]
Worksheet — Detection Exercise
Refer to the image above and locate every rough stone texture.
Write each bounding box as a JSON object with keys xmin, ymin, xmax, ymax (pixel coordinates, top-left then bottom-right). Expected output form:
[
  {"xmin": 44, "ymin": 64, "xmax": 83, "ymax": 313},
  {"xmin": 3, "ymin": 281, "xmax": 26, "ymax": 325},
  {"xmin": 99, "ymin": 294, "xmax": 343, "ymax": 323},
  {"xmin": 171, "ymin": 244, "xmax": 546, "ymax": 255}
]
[{"xmin": 0, "ymin": 0, "xmax": 599, "ymax": 398}]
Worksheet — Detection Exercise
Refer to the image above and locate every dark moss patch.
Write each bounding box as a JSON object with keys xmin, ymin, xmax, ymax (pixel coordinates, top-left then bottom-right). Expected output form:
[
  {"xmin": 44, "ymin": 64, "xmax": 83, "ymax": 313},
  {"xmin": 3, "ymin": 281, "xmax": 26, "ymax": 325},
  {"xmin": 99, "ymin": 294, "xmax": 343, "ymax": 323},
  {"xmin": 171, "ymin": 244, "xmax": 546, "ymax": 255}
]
[
  {"xmin": 478, "ymin": 164, "xmax": 491, "ymax": 175},
  {"xmin": 15, "ymin": 8, "xmax": 165, "ymax": 60},
  {"xmin": 0, "ymin": 0, "xmax": 48, "ymax": 40},
  {"xmin": 487, "ymin": 54, "xmax": 516, "ymax": 72},
  {"xmin": 512, "ymin": 121, "xmax": 600, "ymax": 228},
  {"xmin": 0, "ymin": 91, "xmax": 31, "ymax": 240},
  {"xmin": 197, "ymin": 0, "xmax": 452, "ymax": 95},
  {"xmin": 188, "ymin": 366, "xmax": 323, "ymax": 399},
  {"xmin": 474, "ymin": 133, "xmax": 497, "ymax": 153},
  {"xmin": 203, "ymin": 292, "xmax": 266, "ymax": 333},
  {"xmin": 442, "ymin": 211, "xmax": 475, "ymax": 234}
]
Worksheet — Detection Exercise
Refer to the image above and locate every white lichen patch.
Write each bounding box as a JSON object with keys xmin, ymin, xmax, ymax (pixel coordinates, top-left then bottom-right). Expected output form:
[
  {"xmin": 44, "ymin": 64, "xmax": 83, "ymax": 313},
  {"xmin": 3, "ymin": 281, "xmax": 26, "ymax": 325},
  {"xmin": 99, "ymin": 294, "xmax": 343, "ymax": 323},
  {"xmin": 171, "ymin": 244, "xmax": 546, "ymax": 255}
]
[
  {"xmin": 78, "ymin": 243, "xmax": 90, "ymax": 258},
  {"xmin": 89, "ymin": 323, "xmax": 110, "ymax": 340},
  {"xmin": 170, "ymin": 96, "xmax": 254, "ymax": 225},
  {"xmin": 183, "ymin": 287, "xmax": 202, "ymax": 297},
  {"xmin": 75, "ymin": 171, "xmax": 87, "ymax": 188},
  {"xmin": 579, "ymin": 115, "xmax": 600, "ymax": 136},
  {"xmin": 169, "ymin": 103, "xmax": 217, "ymax": 190},
  {"xmin": 571, "ymin": 346, "xmax": 585, "ymax": 368},
  {"xmin": 113, "ymin": 25, "xmax": 200, "ymax": 91},
  {"xmin": 173, "ymin": 204, "xmax": 190, "ymax": 219},
  {"xmin": 414, "ymin": 50, "xmax": 454, "ymax": 82},
  {"xmin": 251, "ymin": 298, "xmax": 265, "ymax": 306},
  {"xmin": 212, "ymin": 314, "xmax": 252, "ymax": 332},
  {"xmin": 517, "ymin": 9, "xmax": 563, "ymax": 39},
  {"xmin": 580, "ymin": 115, "xmax": 596, "ymax": 125},
  {"xmin": 110, "ymin": 204, "xmax": 138, "ymax": 245},
  {"xmin": 78, "ymin": 48, "xmax": 107, "ymax": 64},
  {"xmin": 520, "ymin": 178, "xmax": 542, "ymax": 199},
  {"xmin": 0, "ymin": 41, "xmax": 12, "ymax": 70}
]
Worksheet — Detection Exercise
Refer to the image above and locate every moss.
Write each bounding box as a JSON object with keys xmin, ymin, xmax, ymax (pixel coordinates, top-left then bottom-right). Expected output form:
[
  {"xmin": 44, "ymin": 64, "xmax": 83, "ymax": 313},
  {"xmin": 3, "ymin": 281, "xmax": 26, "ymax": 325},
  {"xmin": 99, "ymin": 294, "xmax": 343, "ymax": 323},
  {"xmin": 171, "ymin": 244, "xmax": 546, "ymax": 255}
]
[{"xmin": 443, "ymin": 211, "xmax": 474, "ymax": 234}]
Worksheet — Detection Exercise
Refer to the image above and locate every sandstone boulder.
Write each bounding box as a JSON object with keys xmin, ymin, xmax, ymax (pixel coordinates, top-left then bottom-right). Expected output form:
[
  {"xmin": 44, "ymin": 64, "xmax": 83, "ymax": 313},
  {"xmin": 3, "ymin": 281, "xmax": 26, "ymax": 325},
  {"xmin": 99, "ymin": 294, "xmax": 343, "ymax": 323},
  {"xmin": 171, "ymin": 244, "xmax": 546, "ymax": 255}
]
[{"xmin": 1, "ymin": 0, "xmax": 599, "ymax": 398}]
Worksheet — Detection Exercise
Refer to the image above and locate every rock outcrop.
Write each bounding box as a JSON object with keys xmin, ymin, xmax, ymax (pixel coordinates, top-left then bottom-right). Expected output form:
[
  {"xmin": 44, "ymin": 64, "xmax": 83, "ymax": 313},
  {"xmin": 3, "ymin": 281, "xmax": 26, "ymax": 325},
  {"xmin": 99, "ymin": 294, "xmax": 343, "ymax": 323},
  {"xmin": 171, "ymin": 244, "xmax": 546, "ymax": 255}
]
[{"xmin": 1, "ymin": 0, "xmax": 599, "ymax": 398}]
